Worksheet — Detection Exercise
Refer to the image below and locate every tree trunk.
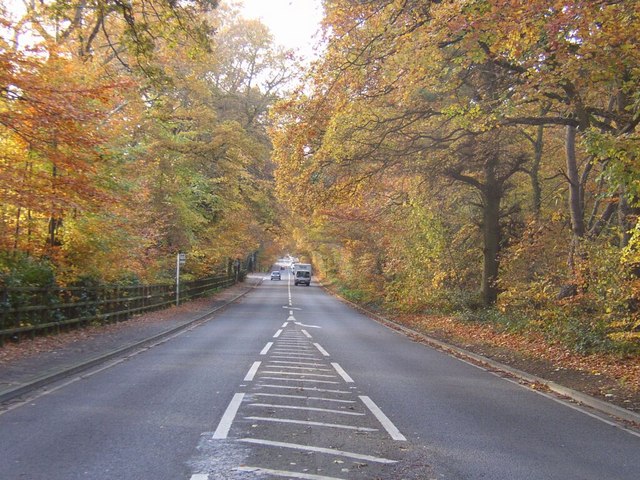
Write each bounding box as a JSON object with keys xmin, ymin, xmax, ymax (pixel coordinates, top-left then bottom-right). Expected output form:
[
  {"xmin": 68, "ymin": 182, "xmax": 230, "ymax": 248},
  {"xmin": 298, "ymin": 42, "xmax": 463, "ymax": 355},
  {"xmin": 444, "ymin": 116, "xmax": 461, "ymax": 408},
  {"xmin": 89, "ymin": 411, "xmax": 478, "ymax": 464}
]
[
  {"xmin": 566, "ymin": 125, "xmax": 585, "ymax": 238},
  {"xmin": 481, "ymin": 168, "xmax": 501, "ymax": 306},
  {"xmin": 565, "ymin": 125, "xmax": 585, "ymax": 270},
  {"xmin": 530, "ymin": 124, "xmax": 544, "ymax": 215}
]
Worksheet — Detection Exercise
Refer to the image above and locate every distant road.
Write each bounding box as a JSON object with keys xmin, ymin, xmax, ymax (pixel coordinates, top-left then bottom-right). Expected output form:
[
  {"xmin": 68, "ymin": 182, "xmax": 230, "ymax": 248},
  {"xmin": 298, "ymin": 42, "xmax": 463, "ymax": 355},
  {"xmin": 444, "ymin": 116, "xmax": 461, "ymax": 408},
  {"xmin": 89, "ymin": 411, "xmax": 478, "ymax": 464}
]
[{"xmin": 1, "ymin": 269, "xmax": 639, "ymax": 480}]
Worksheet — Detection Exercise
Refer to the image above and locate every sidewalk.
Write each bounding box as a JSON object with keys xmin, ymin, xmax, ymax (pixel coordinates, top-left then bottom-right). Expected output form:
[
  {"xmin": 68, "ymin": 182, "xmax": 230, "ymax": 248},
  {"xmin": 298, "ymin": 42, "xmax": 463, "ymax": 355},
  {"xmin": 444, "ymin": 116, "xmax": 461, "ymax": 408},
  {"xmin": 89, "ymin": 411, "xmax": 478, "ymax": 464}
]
[{"xmin": 0, "ymin": 274, "xmax": 264, "ymax": 403}]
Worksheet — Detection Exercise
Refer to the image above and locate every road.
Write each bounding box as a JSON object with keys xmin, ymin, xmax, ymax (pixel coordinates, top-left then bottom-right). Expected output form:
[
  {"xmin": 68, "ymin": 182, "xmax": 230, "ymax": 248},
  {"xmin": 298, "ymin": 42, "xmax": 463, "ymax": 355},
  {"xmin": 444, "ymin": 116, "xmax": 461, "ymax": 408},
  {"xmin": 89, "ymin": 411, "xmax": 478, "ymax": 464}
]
[{"xmin": 1, "ymin": 267, "xmax": 639, "ymax": 480}]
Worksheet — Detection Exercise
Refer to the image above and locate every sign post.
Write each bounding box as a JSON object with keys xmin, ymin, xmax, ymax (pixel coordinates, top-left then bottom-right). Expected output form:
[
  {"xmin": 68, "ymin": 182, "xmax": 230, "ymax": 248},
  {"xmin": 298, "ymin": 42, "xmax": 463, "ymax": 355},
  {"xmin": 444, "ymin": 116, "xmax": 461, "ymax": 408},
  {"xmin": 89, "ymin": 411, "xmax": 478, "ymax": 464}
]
[{"xmin": 176, "ymin": 253, "xmax": 186, "ymax": 305}]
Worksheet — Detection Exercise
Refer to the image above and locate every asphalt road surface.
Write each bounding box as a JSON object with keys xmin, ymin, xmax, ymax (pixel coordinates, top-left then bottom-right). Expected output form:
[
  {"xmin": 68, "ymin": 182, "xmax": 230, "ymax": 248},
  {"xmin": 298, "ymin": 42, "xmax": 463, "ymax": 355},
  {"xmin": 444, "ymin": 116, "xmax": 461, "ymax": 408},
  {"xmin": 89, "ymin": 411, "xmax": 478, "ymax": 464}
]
[{"xmin": 1, "ymin": 268, "xmax": 639, "ymax": 480}]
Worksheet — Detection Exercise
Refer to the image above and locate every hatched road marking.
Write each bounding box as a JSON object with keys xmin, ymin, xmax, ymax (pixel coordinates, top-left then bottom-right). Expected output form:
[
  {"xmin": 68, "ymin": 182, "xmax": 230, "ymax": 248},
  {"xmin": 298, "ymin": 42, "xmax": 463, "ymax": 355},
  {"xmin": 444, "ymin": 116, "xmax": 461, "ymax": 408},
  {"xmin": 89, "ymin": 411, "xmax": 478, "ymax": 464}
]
[
  {"xmin": 313, "ymin": 343, "xmax": 330, "ymax": 356},
  {"xmin": 235, "ymin": 466, "xmax": 344, "ymax": 480},
  {"xmin": 238, "ymin": 438, "xmax": 397, "ymax": 464},
  {"xmin": 195, "ymin": 287, "xmax": 408, "ymax": 479},
  {"xmin": 243, "ymin": 416, "xmax": 379, "ymax": 432},
  {"xmin": 243, "ymin": 361, "xmax": 261, "ymax": 381}
]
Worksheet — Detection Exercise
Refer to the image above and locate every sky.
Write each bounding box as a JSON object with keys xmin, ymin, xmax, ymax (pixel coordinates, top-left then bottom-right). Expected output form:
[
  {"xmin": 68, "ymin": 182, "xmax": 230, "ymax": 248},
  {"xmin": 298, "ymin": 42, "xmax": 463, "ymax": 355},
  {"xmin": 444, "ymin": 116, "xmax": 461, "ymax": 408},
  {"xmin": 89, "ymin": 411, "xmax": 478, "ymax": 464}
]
[{"xmin": 234, "ymin": 0, "xmax": 324, "ymax": 59}]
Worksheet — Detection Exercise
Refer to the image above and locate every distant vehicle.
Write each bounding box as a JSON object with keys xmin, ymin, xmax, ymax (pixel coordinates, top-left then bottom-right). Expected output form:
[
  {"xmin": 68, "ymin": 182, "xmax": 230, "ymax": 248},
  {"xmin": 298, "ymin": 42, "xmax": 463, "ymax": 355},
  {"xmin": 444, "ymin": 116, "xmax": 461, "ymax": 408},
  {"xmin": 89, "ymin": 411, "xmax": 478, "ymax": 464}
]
[
  {"xmin": 294, "ymin": 270, "xmax": 311, "ymax": 286},
  {"xmin": 270, "ymin": 271, "xmax": 281, "ymax": 280},
  {"xmin": 293, "ymin": 263, "xmax": 312, "ymax": 286}
]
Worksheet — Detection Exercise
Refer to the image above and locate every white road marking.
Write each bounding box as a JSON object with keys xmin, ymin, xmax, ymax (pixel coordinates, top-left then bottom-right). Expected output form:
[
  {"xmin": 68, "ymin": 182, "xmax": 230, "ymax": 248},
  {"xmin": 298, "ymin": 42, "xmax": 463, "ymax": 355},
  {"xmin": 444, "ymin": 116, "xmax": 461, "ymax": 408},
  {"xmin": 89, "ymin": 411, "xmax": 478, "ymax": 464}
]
[
  {"xmin": 282, "ymin": 321, "xmax": 289, "ymax": 328},
  {"xmin": 265, "ymin": 365, "xmax": 332, "ymax": 372},
  {"xmin": 313, "ymin": 343, "xmax": 330, "ymax": 356},
  {"xmin": 235, "ymin": 466, "xmax": 344, "ymax": 480},
  {"xmin": 270, "ymin": 355, "xmax": 323, "ymax": 360},
  {"xmin": 239, "ymin": 438, "xmax": 397, "ymax": 464},
  {"xmin": 260, "ymin": 371, "xmax": 337, "ymax": 378},
  {"xmin": 301, "ymin": 329, "xmax": 312, "ymax": 338},
  {"xmin": 269, "ymin": 360, "xmax": 326, "ymax": 367},
  {"xmin": 359, "ymin": 395, "xmax": 407, "ymax": 441},
  {"xmin": 244, "ymin": 361, "xmax": 262, "ymax": 381},
  {"xmin": 289, "ymin": 310, "xmax": 293, "ymax": 315},
  {"xmin": 259, "ymin": 384, "xmax": 351, "ymax": 394},
  {"xmin": 212, "ymin": 393, "xmax": 245, "ymax": 439},
  {"xmin": 295, "ymin": 322, "xmax": 322, "ymax": 329},
  {"xmin": 244, "ymin": 416, "xmax": 378, "ymax": 432},
  {"xmin": 271, "ymin": 351, "xmax": 318, "ymax": 357},
  {"xmin": 272, "ymin": 346, "xmax": 315, "ymax": 351},
  {"xmin": 249, "ymin": 403, "xmax": 364, "ymax": 416},
  {"xmin": 273, "ymin": 329, "xmax": 283, "ymax": 338},
  {"xmin": 287, "ymin": 315, "xmax": 296, "ymax": 322},
  {"xmin": 273, "ymin": 344, "xmax": 314, "ymax": 349},
  {"xmin": 331, "ymin": 363, "xmax": 354, "ymax": 383},
  {"xmin": 260, "ymin": 342, "xmax": 273, "ymax": 355},
  {"xmin": 273, "ymin": 344, "xmax": 313, "ymax": 349},
  {"xmin": 190, "ymin": 474, "xmax": 209, "ymax": 480},
  {"xmin": 252, "ymin": 393, "xmax": 356, "ymax": 404},
  {"xmin": 259, "ymin": 377, "xmax": 341, "ymax": 384}
]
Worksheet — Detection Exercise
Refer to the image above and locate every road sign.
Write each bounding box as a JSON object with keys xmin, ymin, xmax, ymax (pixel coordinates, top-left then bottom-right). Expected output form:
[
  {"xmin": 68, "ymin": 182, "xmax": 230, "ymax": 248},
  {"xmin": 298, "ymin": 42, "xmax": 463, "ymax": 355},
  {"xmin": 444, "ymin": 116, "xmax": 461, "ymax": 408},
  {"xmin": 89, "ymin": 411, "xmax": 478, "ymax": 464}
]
[{"xmin": 178, "ymin": 253, "xmax": 186, "ymax": 265}]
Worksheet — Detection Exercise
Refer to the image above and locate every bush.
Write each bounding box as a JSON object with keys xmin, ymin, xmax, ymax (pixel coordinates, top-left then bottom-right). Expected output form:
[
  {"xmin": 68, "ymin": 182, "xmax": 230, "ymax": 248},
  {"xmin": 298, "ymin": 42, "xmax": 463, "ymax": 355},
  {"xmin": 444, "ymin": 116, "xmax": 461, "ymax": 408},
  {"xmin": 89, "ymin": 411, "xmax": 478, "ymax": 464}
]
[{"xmin": 0, "ymin": 253, "xmax": 56, "ymax": 288}]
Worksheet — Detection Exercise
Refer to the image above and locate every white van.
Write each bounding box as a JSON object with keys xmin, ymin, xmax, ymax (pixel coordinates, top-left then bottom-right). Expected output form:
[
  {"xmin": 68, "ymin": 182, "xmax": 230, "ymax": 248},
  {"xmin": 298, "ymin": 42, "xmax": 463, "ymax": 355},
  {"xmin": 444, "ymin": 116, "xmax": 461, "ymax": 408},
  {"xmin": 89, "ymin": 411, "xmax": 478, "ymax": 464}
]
[
  {"xmin": 293, "ymin": 263, "xmax": 312, "ymax": 286},
  {"xmin": 294, "ymin": 270, "xmax": 311, "ymax": 286}
]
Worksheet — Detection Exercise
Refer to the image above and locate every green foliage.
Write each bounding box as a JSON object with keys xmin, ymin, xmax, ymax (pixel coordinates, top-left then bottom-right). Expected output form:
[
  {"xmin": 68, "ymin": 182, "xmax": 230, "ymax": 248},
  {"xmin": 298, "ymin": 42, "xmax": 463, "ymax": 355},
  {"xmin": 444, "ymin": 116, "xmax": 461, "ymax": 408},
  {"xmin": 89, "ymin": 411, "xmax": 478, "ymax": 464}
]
[{"xmin": 0, "ymin": 253, "xmax": 56, "ymax": 288}]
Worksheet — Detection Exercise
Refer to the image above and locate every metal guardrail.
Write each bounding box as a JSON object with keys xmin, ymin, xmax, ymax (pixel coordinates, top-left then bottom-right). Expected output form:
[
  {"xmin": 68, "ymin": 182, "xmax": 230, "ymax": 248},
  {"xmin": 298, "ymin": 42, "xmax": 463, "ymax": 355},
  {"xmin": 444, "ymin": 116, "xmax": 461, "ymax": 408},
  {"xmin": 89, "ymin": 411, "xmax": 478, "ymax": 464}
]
[{"xmin": 0, "ymin": 271, "xmax": 246, "ymax": 345}]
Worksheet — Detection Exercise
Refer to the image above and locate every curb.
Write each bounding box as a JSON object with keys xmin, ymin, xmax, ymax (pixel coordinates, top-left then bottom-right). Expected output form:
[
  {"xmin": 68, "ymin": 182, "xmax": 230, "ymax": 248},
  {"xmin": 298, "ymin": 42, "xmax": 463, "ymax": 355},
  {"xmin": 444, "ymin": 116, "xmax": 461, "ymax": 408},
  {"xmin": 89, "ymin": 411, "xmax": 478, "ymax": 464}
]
[
  {"xmin": 0, "ymin": 278, "xmax": 263, "ymax": 404},
  {"xmin": 324, "ymin": 286, "xmax": 640, "ymax": 426}
]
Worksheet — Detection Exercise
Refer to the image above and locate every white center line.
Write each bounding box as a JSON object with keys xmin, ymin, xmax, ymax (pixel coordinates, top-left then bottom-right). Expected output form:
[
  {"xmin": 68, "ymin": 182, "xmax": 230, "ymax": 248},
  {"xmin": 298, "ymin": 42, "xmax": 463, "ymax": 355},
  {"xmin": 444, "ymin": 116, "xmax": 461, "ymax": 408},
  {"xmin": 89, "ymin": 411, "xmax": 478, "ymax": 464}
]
[
  {"xmin": 273, "ymin": 329, "xmax": 283, "ymax": 338},
  {"xmin": 244, "ymin": 361, "xmax": 261, "ymax": 381},
  {"xmin": 238, "ymin": 438, "xmax": 397, "ymax": 464},
  {"xmin": 235, "ymin": 466, "xmax": 344, "ymax": 480},
  {"xmin": 260, "ymin": 342, "xmax": 273, "ymax": 355},
  {"xmin": 359, "ymin": 395, "xmax": 407, "ymax": 441},
  {"xmin": 313, "ymin": 343, "xmax": 330, "ymax": 356},
  {"xmin": 244, "ymin": 416, "xmax": 378, "ymax": 432},
  {"xmin": 331, "ymin": 363, "xmax": 354, "ymax": 383},
  {"xmin": 212, "ymin": 393, "xmax": 244, "ymax": 439}
]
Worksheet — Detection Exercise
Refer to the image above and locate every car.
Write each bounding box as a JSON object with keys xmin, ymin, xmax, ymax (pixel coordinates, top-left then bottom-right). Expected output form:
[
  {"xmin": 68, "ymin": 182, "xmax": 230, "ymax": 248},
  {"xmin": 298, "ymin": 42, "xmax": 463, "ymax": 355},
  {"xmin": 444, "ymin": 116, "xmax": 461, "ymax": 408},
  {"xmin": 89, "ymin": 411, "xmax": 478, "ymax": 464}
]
[{"xmin": 270, "ymin": 271, "xmax": 281, "ymax": 280}]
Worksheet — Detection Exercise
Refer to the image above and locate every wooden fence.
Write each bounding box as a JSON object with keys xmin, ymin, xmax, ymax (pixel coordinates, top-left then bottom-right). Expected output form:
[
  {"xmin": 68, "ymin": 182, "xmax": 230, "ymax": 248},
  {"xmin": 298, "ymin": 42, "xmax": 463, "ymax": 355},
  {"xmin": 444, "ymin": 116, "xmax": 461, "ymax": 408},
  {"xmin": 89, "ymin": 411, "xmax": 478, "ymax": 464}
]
[{"xmin": 0, "ymin": 271, "xmax": 245, "ymax": 346}]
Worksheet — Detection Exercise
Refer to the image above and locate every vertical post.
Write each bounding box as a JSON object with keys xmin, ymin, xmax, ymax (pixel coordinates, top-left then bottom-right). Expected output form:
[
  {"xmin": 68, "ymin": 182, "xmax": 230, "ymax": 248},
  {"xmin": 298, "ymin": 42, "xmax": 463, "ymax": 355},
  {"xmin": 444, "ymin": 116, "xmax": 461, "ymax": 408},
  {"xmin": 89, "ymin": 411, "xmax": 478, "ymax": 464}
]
[{"xmin": 176, "ymin": 253, "xmax": 181, "ymax": 306}]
